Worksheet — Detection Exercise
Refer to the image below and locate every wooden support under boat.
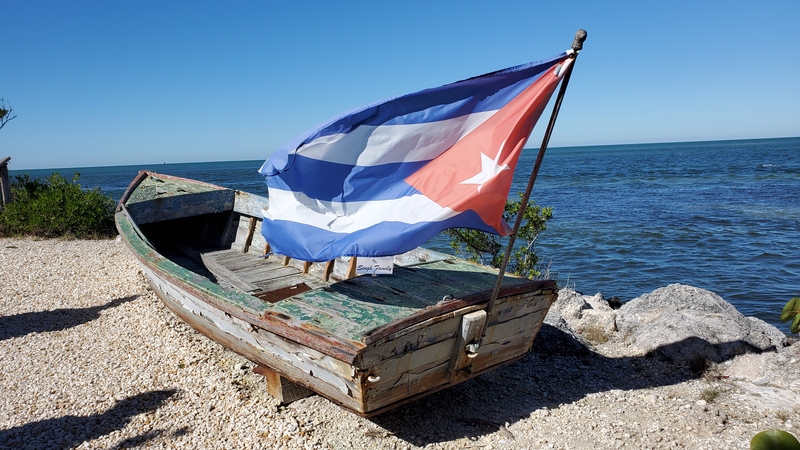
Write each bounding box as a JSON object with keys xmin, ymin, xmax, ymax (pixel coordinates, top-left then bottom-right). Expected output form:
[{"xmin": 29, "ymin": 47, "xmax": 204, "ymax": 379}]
[{"xmin": 254, "ymin": 365, "xmax": 314, "ymax": 404}]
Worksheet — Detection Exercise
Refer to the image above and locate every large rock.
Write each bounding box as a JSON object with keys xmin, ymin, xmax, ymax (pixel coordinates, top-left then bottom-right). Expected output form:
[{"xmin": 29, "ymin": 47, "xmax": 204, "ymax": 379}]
[
  {"xmin": 548, "ymin": 288, "xmax": 618, "ymax": 344},
  {"xmin": 614, "ymin": 284, "xmax": 787, "ymax": 365}
]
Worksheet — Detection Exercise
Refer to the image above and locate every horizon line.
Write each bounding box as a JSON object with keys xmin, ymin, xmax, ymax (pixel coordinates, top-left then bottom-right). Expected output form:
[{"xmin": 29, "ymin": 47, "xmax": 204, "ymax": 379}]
[{"xmin": 7, "ymin": 135, "xmax": 799, "ymax": 173}]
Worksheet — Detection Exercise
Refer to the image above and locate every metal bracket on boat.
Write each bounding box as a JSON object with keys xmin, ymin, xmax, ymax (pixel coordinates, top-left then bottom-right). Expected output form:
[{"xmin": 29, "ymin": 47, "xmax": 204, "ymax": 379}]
[
  {"xmin": 465, "ymin": 342, "xmax": 480, "ymax": 359},
  {"xmin": 437, "ymin": 294, "xmax": 454, "ymax": 305}
]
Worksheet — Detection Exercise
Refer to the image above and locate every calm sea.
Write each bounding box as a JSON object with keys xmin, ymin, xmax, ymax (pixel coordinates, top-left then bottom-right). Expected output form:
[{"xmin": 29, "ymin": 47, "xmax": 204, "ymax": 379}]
[{"xmin": 10, "ymin": 137, "xmax": 800, "ymax": 331}]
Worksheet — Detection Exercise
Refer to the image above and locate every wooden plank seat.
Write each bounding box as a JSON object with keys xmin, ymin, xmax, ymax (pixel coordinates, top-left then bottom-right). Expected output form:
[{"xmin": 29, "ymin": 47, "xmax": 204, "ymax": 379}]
[{"xmin": 191, "ymin": 247, "xmax": 330, "ymax": 302}]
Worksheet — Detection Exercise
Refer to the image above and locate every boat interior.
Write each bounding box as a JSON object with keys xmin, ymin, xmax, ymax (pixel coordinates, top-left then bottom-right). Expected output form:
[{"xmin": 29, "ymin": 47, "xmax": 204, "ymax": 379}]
[{"xmin": 118, "ymin": 172, "xmax": 546, "ymax": 349}]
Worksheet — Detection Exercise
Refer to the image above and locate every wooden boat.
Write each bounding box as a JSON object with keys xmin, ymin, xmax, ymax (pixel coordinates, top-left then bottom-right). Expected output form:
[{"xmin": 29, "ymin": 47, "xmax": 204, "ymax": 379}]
[{"xmin": 115, "ymin": 171, "xmax": 557, "ymax": 416}]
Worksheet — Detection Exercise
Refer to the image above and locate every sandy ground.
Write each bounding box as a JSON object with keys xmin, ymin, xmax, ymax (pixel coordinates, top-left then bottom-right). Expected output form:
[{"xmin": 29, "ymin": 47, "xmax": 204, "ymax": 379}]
[{"xmin": 1, "ymin": 237, "xmax": 798, "ymax": 449}]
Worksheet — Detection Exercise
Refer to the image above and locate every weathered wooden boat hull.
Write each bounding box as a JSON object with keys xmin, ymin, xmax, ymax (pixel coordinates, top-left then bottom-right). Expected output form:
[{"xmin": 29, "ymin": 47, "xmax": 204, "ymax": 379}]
[{"xmin": 115, "ymin": 171, "xmax": 557, "ymax": 416}]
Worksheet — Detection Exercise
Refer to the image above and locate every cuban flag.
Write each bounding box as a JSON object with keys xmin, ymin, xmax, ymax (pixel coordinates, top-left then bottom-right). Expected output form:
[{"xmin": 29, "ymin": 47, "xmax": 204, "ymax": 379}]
[{"xmin": 260, "ymin": 52, "xmax": 573, "ymax": 262}]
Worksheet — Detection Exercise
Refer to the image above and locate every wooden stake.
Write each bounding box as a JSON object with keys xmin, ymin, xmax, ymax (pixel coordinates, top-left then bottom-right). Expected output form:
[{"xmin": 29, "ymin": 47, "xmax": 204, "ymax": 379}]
[
  {"xmin": 323, "ymin": 260, "xmax": 335, "ymax": 282},
  {"xmin": 346, "ymin": 257, "xmax": 358, "ymax": 279},
  {"xmin": 243, "ymin": 217, "xmax": 257, "ymax": 253}
]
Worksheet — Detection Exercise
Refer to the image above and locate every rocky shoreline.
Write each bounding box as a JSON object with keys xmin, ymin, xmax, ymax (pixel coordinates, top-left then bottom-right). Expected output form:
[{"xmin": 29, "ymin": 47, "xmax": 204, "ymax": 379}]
[{"xmin": 1, "ymin": 237, "xmax": 799, "ymax": 449}]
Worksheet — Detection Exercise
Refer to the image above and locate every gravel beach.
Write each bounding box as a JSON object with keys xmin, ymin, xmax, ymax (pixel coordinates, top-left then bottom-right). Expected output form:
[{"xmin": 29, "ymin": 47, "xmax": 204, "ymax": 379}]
[{"xmin": 2, "ymin": 237, "xmax": 798, "ymax": 449}]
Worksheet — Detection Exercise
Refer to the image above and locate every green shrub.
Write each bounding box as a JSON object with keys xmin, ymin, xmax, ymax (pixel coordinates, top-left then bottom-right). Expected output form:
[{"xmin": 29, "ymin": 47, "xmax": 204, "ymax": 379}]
[
  {"xmin": 0, "ymin": 172, "xmax": 116, "ymax": 238},
  {"xmin": 781, "ymin": 297, "xmax": 800, "ymax": 334},
  {"xmin": 444, "ymin": 194, "xmax": 552, "ymax": 279},
  {"xmin": 751, "ymin": 430, "xmax": 800, "ymax": 450}
]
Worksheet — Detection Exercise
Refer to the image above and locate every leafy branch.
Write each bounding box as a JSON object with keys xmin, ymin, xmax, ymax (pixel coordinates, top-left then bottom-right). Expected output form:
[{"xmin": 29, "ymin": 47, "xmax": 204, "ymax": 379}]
[
  {"xmin": 445, "ymin": 194, "xmax": 552, "ymax": 279},
  {"xmin": 780, "ymin": 297, "xmax": 800, "ymax": 334},
  {"xmin": 0, "ymin": 98, "xmax": 17, "ymax": 131}
]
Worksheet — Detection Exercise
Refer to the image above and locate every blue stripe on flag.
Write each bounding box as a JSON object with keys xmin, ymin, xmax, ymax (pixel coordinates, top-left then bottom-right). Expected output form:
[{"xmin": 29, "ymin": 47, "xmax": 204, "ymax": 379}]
[{"xmin": 265, "ymin": 155, "xmax": 424, "ymax": 202}]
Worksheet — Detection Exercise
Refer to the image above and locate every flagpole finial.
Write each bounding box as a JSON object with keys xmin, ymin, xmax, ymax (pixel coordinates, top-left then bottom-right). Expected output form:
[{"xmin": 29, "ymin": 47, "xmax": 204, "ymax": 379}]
[{"xmin": 572, "ymin": 29, "xmax": 587, "ymax": 52}]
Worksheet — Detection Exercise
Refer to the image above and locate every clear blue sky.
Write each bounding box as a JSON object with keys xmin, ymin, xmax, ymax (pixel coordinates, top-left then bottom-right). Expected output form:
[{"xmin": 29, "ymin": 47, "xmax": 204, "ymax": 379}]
[{"xmin": 2, "ymin": 0, "xmax": 799, "ymax": 170}]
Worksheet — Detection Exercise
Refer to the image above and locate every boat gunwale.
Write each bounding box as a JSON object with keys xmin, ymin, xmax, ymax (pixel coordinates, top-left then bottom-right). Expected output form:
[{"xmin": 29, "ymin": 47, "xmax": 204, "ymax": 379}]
[{"xmin": 116, "ymin": 170, "xmax": 230, "ymax": 211}]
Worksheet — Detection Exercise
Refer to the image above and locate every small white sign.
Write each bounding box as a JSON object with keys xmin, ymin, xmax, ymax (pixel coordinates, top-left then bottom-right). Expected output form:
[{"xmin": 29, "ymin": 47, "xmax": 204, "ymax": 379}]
[{"xmin": 355, "ymin": 256, "xmax": 394, "ymax": 276}]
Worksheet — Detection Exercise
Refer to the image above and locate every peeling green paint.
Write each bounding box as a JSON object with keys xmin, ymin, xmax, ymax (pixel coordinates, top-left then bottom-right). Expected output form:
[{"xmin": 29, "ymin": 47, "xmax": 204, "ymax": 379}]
[
  {"xmin": 126, "ymin": 175, "xmax": 222, "ymax": 204},
  {"xmin": 262, "ymin": 260, "xmax": 531, "ymax": 342}
]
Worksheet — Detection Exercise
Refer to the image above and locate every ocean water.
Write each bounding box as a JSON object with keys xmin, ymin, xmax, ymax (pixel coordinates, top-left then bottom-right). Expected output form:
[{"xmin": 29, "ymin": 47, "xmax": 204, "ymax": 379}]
[{"xmin": 10, "ymin": 137, "xmax": 800, "ymax": 331}]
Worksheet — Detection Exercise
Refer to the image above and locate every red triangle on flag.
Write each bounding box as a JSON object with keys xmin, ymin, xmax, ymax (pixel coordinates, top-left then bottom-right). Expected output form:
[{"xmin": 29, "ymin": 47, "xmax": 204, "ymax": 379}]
[{"xmin": 405, "ymin": 65, "xmax": 564, "ymax": 234}]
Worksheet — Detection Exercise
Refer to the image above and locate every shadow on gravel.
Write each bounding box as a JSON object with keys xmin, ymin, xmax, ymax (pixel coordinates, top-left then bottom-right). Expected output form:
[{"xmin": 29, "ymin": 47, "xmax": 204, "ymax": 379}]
[
  {"xmin": 370, "ymin": 323, "xmax": 767, "ymax": 447},
  {"xmin": 0, "ymin": 389, "xmax": 177, "ymax": 450},
  {"xmin": 0, "ymin": 295, "xmax": 138, "ymax": 341},
  {"xmin": 111, "ymin": 425, "xmax": 190, "ymax": 449}
]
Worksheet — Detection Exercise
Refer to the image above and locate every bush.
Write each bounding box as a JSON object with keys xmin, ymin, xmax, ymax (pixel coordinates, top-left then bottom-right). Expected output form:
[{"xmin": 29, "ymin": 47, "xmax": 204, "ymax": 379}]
[
  {"xmin": 781, "ymin": 297, "xmax": 800, "ymax": 334},
  {"xmin": 751, "ymin": 430, "xmax": 800, "ymax": 450},
  {"xmin": 444, "ymin": 194, "xmax": 552, "ymax": 279},
  {"xmin": 0, "ymin": 172, "xmax": 116, "ymax": 238}
]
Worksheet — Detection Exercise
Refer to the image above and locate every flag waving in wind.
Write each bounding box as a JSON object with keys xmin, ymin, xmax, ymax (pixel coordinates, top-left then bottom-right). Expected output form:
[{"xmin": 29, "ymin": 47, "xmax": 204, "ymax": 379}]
[{"xmin": 260, "ymin": 52, "xmax": 573, "ymax": 262}]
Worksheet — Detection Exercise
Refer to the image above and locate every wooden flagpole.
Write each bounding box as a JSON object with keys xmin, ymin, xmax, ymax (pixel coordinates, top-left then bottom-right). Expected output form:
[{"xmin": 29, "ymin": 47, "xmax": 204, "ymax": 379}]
[{"xmin": 477, "ymin": 29, "xmax": 587, "ymax": 345}]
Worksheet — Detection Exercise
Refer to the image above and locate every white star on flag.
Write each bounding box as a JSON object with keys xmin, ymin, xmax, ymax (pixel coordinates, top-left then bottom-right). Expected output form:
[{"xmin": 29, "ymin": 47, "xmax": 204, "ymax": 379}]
[{"xmin": 460, "ymin": 140, "xmax": 510, "ymax": 192}]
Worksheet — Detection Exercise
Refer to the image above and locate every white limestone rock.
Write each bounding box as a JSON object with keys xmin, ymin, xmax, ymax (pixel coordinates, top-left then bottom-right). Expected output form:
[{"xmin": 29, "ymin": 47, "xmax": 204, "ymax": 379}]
[{"xmin": 614, "ymin": 284, "xmax": 787, "ymax": 364}]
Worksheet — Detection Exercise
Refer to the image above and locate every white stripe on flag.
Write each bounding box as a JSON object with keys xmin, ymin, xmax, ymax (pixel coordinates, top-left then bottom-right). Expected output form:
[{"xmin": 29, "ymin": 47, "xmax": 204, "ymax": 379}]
[
  {"xmin": 295, "ymin": 111, "xmax": 497, "ymax": 166},
  {"xmin": 263, "ymin": 189, "xmax": 459, "ymax": 233}
]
